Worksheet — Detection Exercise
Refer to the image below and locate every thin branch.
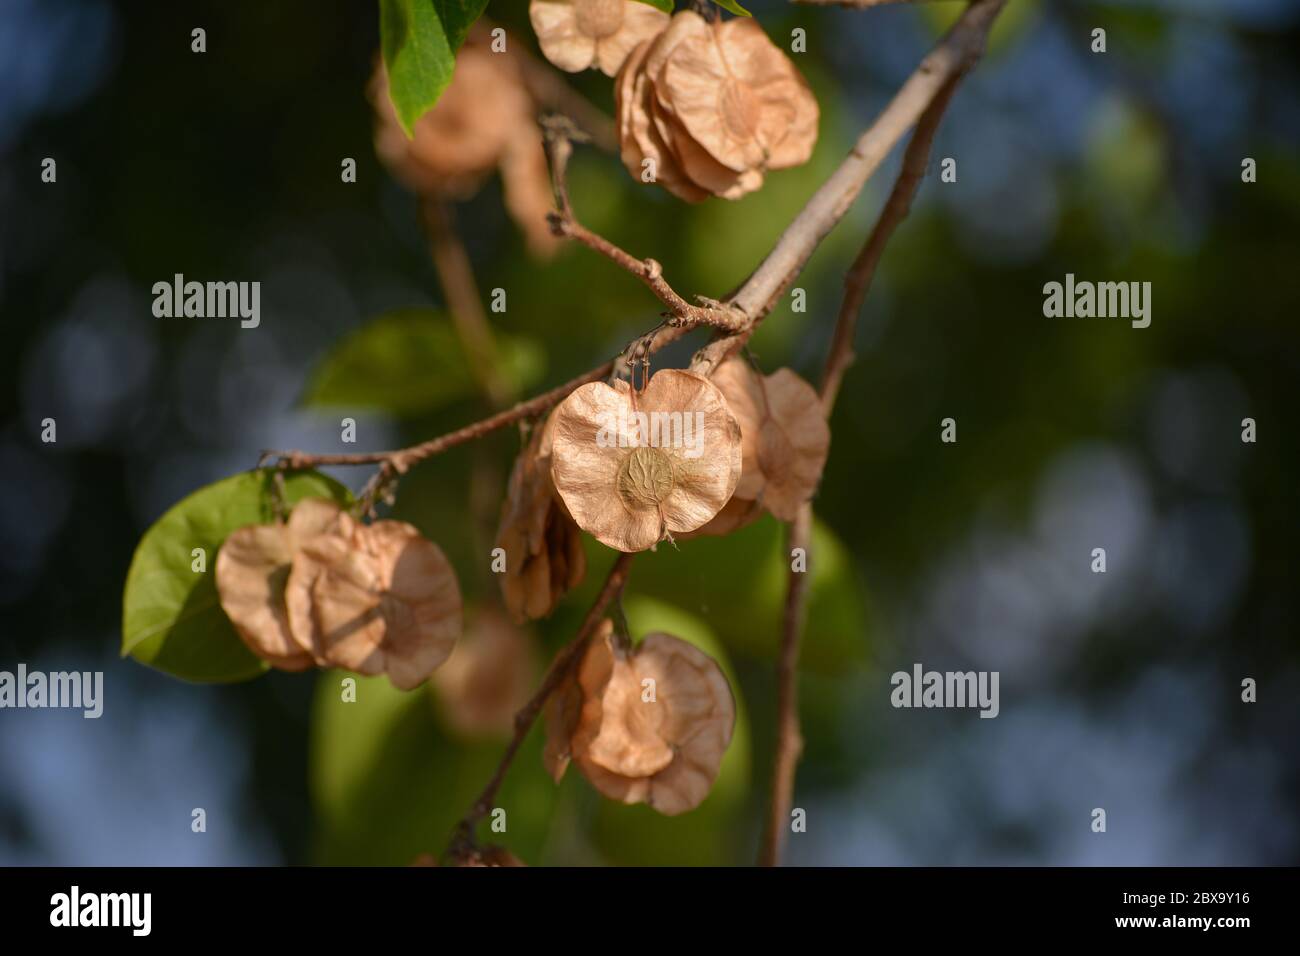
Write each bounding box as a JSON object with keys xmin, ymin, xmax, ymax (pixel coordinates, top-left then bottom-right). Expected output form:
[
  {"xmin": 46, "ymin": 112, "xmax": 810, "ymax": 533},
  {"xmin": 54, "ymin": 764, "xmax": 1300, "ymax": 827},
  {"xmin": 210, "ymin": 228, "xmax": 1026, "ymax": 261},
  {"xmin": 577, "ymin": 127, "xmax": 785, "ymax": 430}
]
[
  {"xmin": 543, "ymin": 118, "xmax": 747, "ymax": 333},
  {"xmin": 266, "ymin": 364, "xmax": 613, "ymax": 471},
  {"xmin": 271, "ymin": 0, "xmax": 1003, "ymax": 488},
  {"xmin": 448, "ymin": 552, "xmax": 636, "ymax": 858},
  {"xmin": 729, "ymin": 0, "xmax": 1004, "ymax": 321},
  {"xmin": 820, "ymin": 75, "xmax": 964, "ymax": 411},
  {"xmin": 758, "ymin": 502, "xmax": 813, "ymax": 868},
  {"xmin": 759, "ymin": 3, "xmax": 1003, "ymax": 868}
]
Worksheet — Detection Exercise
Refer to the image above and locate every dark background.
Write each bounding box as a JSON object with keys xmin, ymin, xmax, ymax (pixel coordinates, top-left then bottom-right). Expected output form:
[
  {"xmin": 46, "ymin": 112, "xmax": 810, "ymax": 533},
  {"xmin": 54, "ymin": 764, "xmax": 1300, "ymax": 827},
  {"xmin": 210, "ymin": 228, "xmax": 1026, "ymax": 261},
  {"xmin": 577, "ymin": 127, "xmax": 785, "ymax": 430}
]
[{"xmin": 1, "ymin": 0, "xmax": 1297, "ymax": 865}]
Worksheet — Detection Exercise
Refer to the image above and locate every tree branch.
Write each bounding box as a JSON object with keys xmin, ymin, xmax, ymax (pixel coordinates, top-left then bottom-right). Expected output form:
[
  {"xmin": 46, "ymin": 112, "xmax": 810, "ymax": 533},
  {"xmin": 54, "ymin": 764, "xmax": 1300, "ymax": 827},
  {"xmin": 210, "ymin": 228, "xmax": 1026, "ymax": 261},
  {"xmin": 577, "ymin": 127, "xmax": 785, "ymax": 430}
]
[
  {"xmin": 543, "ymin": 118, "xmax": 748, "ymax": 333},
  {"xmin": 758, "ymin": 502, "xmax": 813, "ymax": 868},
  {"xmin": 270, "ymin": 0, "xmax": 1004, "ymax": 500},
  {"xmin": 447, "ymin": 552, "xmax": 636, "ymax": 859},
  {"xmin": 759, "ymin": 3, "xmax": 1003, "ymax": 868}
]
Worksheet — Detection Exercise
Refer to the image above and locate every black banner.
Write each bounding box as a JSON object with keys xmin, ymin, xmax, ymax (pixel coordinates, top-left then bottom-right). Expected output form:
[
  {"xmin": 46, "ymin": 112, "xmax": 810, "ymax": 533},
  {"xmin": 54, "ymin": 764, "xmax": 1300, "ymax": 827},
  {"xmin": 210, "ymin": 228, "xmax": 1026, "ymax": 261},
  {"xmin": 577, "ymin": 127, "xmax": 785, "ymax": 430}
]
[{"xmin": 0, "ymin": 866, "xmax": 1287, "ymax": 941}]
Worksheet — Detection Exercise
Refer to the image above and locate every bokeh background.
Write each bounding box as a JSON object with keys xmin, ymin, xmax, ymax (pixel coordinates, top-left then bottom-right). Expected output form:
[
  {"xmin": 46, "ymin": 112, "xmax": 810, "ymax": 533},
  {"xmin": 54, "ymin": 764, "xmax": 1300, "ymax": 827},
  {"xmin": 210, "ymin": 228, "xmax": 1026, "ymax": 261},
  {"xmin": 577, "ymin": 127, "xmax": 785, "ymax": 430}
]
[{"xmin": 1, "ymin": 0, "xmax": 1298, "ymax": 865}]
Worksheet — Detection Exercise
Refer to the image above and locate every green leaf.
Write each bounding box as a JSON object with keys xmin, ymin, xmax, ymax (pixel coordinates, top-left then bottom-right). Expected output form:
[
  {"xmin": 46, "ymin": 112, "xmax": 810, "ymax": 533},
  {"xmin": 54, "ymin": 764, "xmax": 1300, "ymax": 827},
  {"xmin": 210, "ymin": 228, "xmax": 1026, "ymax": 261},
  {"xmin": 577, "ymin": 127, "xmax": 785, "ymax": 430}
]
[
  {"xmin": 303, "ymin": 308, "xmax": 544, "ymax": 416},
  {"xmin": 634, "ymin": 0, "xmax": 674, "ymax": 12},
  {"xmin": 122, "ymin": 470, "xmax": 352, "ymax": 683},
  {"xmin": 379, "ymin": 0, "xmax": 489, "ymax": 136},
  {"xmin": 712, "ymin": 0, "xmax": 751, "ymax": 16}
]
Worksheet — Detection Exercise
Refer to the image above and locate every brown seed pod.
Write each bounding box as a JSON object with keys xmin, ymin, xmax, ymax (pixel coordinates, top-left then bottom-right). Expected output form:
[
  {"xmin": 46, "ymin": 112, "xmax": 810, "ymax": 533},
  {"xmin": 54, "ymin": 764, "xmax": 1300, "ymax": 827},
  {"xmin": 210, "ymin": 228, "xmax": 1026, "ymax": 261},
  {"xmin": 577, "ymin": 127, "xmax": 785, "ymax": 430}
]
[
  {"xmin": 495, "ymin": 415, "xmax": 587, "ymax": 621},
  {"xmin": 615, "ymin": 38, "xmax": 709, "ymax": 203},
  {"xmin": 549, "ymin": 368, "xmax": 742, "ymax": 552},
  {"xmin": 548, "ymin": 622, "xmax": 735, "ymax": 815},
  {"xmin": 214, "ymin": 498, "xmax": 350, "ymax": 671},
  {"xmin": 676, "ymin": 492, "xmax": 765, "ymax": 541},
  {"xmin": 530, "ymin": 0, "xmax": 669, "ymax": 76},
  {"xmin": 661, "ymin": 15, "xmax": 818, "ymax": 174},
  {"xmin": 709, "ymin": 355, "xmax": 830, "ymax": 522},
  {"xmin": 433, "ymin": 607, "xmax": 537, "ymax": 737},
  {"xmin": 286, "ymin": 518, "xmax": 462, "ymax": 690},
  {"xmin": 370, "ymin": 32, "xmax": 559, "ymax": 256},
  {"xmin": 614, "ymin": 11, "xmax": 818, "ymax": 200}
]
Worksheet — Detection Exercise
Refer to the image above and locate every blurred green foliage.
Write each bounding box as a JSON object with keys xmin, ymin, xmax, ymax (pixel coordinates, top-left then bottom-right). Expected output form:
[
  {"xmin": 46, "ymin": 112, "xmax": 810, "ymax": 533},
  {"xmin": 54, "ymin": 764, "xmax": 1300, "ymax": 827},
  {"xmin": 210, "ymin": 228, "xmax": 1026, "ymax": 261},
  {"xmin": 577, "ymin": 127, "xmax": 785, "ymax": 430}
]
[{"xmin": 303, "ymin": 308, "xmax": 544, "ymax": 416}]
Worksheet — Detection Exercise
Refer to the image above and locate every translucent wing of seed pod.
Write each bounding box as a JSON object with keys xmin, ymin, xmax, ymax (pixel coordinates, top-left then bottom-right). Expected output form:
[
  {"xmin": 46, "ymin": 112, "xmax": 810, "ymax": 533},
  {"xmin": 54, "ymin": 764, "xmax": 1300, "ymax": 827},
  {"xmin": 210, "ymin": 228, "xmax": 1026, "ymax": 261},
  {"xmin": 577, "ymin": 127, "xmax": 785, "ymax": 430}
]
[
  {"xmin": 572, "ymin": 637, "xmax": 675, "ymax": 779},
  {"xmin": 544, "ymin": 618, "xmax": 613, "ymax": 781},
  {"xmin": 433, "ymin": 607, "xmax": 537, "ymax": 737},
  {"xmin": 635, "ymin": 11, "xmax": 762, "ymax": 199},
  {"xmin": 615, "ymin": 38, "xmax": 708, "ymax": 203},
  {"xmin": 287, "ymin": 519, "xmax": 462, "ymax": 690},
  {"xmin": 755, "ymin": 368, "xmax": 831, "ymax": 520},
  {"xmin": 214, "ymin": 498, "xmax": 348, "ymax": 671},
  {"xmin": 594, "ymin": 0, "xmax": 671, "ymax": 76},
  {"xmin": 676, "ymin": 493, "xmax": 764, "ymax": 540},
  {"xmin": 709, "ymin": 355, "xmax": 768, "ymax": 501},
  {"xmin": 570, "ymin": 629, "xmax": 735, "ymax": 815},
  {"xmin": 495, "ymin": 417, "xmax": 586, "ymax": 621},
  {"xmin": 530, "ymin": 0, "xmax": 669, "ymax": 76},
  {"xmin": 529, "ymin": 0, "xmax": 598, "ymax": 72},
  {"xmin": 662, "ymin": 18, "xmax": 819, "ymax": 174},
  {"xmin": 710, "ymin": 358, "xmax": 830, "ymax": 521},
  {"xmin": 216, "ymin": 524, "xmax": 314, "ymax": 670},
  {"xmin": 549, "ymin": 370, "xmax": 741, "ymax": 552},
  {"xmin": 649, "ymin": 96, "xmax": 764, "ymax": 199}
]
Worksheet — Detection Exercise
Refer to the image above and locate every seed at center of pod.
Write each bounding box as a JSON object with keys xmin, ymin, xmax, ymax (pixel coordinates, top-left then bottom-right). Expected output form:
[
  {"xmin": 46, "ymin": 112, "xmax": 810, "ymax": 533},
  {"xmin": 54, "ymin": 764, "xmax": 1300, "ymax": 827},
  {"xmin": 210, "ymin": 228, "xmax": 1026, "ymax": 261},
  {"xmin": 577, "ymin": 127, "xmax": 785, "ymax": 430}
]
[
  {"xmin": 616, "ymin": 446, "xmax": 675, "ymax": 510},
  {"xmin": 718, "ymin": 79, "xmax": 761, "ymax": 143},
  {"xmin": 574, "ymin": 0, "xmax": 625, "ymax": 39}
]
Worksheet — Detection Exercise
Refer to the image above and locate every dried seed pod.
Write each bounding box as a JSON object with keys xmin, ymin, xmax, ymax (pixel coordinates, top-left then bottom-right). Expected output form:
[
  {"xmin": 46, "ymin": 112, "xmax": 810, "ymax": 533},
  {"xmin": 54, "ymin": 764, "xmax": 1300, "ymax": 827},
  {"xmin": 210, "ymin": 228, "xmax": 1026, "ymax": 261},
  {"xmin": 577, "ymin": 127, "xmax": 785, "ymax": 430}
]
[
  {"xmin": 661, "ymin": 15, "xmax": 818, "ymax": 173},
  {"xmin": 615, "ymin": 38, "xmax": 709, "ymax": 203},
  {"xmin": 370, "ymin": 33, "xmax": 559, "ymax": 255},
  {"xmin": 677, "ymin": 492, "xmax": 764, "ymax": 540},
  {"xmin": 550, "ymin": 623, "xmax": 735, "ymax": 815},
  {"xmin": 710, "ymin": 355, "xmax": 830, "ymax": 521},
  {"xmin": 433, "ymin": 607, "xmax": 537, "ymax": 737},
  {"xmin": 215, "ymin": 498, "xmax": 350, "ymax": 671},
  {"xmin": 549, "ymin": 369, "xmax": 742, "ymax": 552},
  {"xmin": 614, "ymin": 11, "xmax": 818, "ymax": 200},
  {"xmin": 530, "ymin": 0, "xmax": 669, "ymax": 76},
  {"xmin": 286, "ymin": 519, "xmax": 462, "ymax": 690},
  {"xmin": 495, "ymin": 415, "xmax": 587, "ymax": 621}
]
